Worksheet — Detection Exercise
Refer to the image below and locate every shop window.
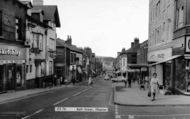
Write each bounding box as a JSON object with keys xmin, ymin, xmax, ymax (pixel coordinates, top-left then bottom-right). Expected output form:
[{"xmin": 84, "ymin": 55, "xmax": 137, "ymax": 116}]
[
  {"xmin": 16, "ymin": 65, "xmax": 22, "ymax": 87},
  {"xmin": 175, "ymin": 58, "xmax": 186, "ymax": 90},
  {"xmin": 0, "ymin": 11, "xmax": 2, "ymax": 36},
  {"xmin": 15, "ymin": 17, "xmax": 22, "ymax": 41}
]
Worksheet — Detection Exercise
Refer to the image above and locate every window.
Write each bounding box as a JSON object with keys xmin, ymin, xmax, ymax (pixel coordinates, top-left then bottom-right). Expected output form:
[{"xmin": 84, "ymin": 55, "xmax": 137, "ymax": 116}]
[
  {"xmin": 0, "ymin": 11, "xmax": 2, "ymax": 36},
  {"xmin": 33, "ymin": 33, "xmax": 43, "ymax": 50},
  {"xmin": 49, "ymin": 61, "xmax": 53, "ymax": 74},
  {"xmin": 15, "ymin": 18, "xmax": 22, "ymax": 40},
  {"xmin": 156, "ymin": 1, "xmax": 161, "ymax": 17},
  {"xmin": 30, "ymin": 65, "xmax": 32, "ymax": 73},
  {"xmin": 175, "ymin": 1, "xmax": 184, "ymax": 29},
  {"xmin": 26, "ymin": 65, "xmax": 29, "ymax": 73}
]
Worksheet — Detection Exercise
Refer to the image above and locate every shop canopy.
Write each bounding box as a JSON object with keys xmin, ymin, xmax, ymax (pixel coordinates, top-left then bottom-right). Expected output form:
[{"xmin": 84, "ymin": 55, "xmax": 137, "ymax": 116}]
[{"xmin": 149, "ymin": 55, "xmax": 181, "ymax": 66}]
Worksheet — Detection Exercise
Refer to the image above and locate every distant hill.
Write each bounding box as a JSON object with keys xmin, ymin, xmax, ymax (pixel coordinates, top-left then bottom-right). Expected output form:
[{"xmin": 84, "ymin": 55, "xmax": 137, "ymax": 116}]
[{"xmin": 97, "ymin": 56, "xmax": 115, "ymax": 71}]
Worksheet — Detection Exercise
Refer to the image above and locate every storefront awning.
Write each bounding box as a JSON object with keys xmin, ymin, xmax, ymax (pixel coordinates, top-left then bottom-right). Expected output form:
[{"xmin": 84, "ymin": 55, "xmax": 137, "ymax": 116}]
[{"xmin": 149, "ymin": 55, "xmax": 181, "ymax": 66}]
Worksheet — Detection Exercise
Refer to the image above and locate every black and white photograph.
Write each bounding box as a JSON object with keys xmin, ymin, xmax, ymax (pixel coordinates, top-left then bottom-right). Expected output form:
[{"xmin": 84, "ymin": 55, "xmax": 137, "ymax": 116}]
[{"xmin": 1, "ymin": 0, "xmax": 190, "ymax": 119}]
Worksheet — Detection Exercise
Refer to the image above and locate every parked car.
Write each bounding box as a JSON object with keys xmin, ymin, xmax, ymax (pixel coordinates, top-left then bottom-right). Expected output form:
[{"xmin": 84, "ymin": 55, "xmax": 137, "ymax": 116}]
[{"xmin": 111, "ymin": 76, "xmax": 125, "ymax": 82}]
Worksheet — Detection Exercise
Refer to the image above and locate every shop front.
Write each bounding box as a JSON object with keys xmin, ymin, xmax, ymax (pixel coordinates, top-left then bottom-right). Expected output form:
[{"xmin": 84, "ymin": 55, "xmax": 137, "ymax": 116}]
[
  {"xmin": 148, "ymin": 48, "xmax": 172, "ymax": 87},
  {"xmin": 0, "ymin": 44, "xmax": 26, "ymax": 92},
  {"xmin": 173, "ymin": 36, "xmax": 190, "ymax": 92}
]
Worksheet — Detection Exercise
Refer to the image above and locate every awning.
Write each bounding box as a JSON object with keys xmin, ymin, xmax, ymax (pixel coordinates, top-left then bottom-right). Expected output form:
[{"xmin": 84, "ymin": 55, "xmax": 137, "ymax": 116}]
[{"xmin": 149, "ymin": 55, "xmax": 181, "ymax": 66}]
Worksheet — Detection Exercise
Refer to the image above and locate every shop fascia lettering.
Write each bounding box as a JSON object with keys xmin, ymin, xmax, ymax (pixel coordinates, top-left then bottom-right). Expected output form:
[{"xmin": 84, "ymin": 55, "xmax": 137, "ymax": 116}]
[{"xmin": 0, "ymin": 48, "xmax": 20, "ymax": 56}]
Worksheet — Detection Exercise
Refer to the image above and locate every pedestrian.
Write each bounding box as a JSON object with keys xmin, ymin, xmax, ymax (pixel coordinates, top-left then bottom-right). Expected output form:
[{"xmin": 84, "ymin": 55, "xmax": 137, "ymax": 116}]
[
  {"xmin": 71, "ymin": 75, "xmax": 75, "ymax": 85},
  {"xmin": 139, "ymin": 78, "xmax": 145, "ymax": 90},
  {"xmin": 88, "ymin": 75, "xmax": 93, "ymax": 86},
  {"xmin": 123, "ymin": 73, "xmax": 127, "ymax": 88},
  {"xmin": 150, "ymin": 73, "xmax": 159, "ymax": 101},
  {"xmin": 53, "ymin": 74, "xmax": 57, "ymax": 86},
  {"xmin": 145, "ymin": 76, "xmax": 149, "ymax": 89},
  {"xmin": 128, "ymin": 77, "xmax": 131, "ymax": 88}
]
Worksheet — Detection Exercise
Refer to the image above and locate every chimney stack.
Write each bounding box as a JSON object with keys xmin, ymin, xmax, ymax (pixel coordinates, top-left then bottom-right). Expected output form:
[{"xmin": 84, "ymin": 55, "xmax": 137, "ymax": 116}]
[
  {"xmin": 131, "ymin": 42, "xmax": 134, "ymax": 48},
  {"xmin": 134, "ymin": 38, "xmax": 139, "ymax": 45},
  {"xmin": 33, "ymin": 0, "xmax": 43, "ymax": 5},
  {"xmin": 65, "ymin": 35, "xmax": 72, "ymax": 45},
  {"xmin": 122, "ymin": 48, "xmax": 125, "ymax": 52}
]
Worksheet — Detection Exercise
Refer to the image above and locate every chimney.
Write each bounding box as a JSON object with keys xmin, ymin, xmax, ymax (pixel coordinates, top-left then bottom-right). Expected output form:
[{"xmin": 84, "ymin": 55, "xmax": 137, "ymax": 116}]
[
  {"xmin": 122, "ymin": 48, "xmax": 125, "ymax": 52},
  {"xmin": 131, "ymin": 42, "xmax": 134, "ymax": 48},
  {"xmin": 33, "ymin": 0, "xmax": 43, "ymax": 5},
  {"xmin": 65, "ymin": 35, "xmax": 72, "ymax": 45},
  {"xmin": 134, "ymin": 38, "xmax": 139, "ymax": 45}
]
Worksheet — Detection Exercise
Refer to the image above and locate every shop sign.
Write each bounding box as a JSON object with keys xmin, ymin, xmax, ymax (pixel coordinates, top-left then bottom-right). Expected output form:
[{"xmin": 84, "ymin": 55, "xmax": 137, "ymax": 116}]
[
  {"xmin": 148, "ymin": 48, "xmax": 172, "ymax": 62},
  {"xmin": 0, "ymin": 48, "xmax": 20, "ymax": 56},
  {"xmin": 185, "ymin": 36, "xmax": 190, "ymax": 53}
]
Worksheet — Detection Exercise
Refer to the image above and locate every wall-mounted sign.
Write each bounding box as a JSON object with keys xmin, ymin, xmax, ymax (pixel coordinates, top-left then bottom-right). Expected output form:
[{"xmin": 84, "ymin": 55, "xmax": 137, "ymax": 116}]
[{"xmin": 0, "ymin": 49, "xmax": 20, "ymax": 56}]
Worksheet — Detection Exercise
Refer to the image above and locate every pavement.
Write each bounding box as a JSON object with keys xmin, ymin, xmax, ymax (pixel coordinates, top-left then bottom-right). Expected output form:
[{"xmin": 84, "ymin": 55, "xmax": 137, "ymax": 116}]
[
  {"xmin": 113, "ymin": 82, "xmax": 190, "ymax": 106},
  {"xmin": 0, "ymin": 85, "xmax": 70, "ymax": 104},
  {"xmin": 0, "ymin": 79, "xmax": 90, "ymax": 105}
]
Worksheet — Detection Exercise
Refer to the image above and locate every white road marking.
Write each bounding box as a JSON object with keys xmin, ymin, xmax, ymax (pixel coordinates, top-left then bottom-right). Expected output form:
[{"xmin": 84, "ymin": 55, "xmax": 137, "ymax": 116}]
[
  {"xmin": 53, "ymin": 98, "xmax": 69, "ymax": 106},
  {"xmin": 109, "ymin": 91, "xmax": 113, "ymax": 106},
  {"xmin": 82, "ymin": 89, "xmax": 89, "ymax": 92},
  {"xmin": 72, "ymin": 92, "xmax": 82, "ymax": 96},
  {"xmin": 115, "ymin": 105, "xmax": 120, "ymax": 119},
  {"xmin": 21, "ymin": 109, "xmax": 43, "ymax": 119}
]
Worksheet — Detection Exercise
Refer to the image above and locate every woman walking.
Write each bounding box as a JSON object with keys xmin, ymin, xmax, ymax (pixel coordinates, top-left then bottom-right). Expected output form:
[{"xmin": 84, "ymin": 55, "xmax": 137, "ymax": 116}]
[{"xmin": 150, "ymin": 73, "xmax": 159, "ymax": 101}]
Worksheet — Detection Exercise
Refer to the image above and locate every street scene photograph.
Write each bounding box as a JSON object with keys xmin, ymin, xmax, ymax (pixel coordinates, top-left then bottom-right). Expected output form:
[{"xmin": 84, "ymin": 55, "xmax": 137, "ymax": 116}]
[{"xmin": 1, "ymin": 0, "xmax": 190, "ymax": 119}]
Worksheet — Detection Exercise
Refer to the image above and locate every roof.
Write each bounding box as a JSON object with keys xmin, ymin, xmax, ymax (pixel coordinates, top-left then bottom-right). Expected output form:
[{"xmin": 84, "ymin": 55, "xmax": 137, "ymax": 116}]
[
  {"xmin": 126, "ymin": 44, "xmax": 140, "ymax": 53},
  {"xmin": 32, "ymin": 5, "xmax": 61, "ymax": 27},
  {"xmin": 8, "ymin": 0, "xmax": 29, "ymax": 9},
  {"xmin": 56, "ymin": 39, "xmax": 83, "ymax": 54},
  {"xmin": 19, "ymin": 1, "xmax": 33, "ymax": 8}
]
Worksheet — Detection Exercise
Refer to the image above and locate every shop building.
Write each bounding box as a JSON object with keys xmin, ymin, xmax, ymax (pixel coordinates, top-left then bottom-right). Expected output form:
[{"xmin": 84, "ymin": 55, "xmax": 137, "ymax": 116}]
[
  {"xmin": 0, "ymin": 0, "xmax": 28, "ymax": 92},
  {"xmin": 148, "ymin": 0, "xmax": 175, "ymax": 89},
  {"xmin": 172, "ymin": 0, "xmax": 190, "ymax": 92}
]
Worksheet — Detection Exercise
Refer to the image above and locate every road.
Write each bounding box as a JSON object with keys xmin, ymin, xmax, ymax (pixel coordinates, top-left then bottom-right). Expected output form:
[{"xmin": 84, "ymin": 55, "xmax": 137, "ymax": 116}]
[{"xmin": 0, "ymin": 77, "xmax": 190, "ymax": 119}]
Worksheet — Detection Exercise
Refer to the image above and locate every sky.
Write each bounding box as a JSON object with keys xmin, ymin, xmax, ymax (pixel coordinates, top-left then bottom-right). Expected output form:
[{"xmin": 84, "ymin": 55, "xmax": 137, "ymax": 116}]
[{"xmin": 44, "ymin": 0, "xmax": 149, "ymax": 57}]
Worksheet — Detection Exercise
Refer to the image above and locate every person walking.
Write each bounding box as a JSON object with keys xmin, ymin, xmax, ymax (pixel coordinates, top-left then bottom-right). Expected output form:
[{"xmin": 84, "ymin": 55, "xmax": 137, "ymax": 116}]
[
  {"xmin": 150, "ymin": 73, "xmax": 159, "ymax": 101},
  {"xmin": 88, "ymin": 75, "xmax": 93, "ymax": 86}
]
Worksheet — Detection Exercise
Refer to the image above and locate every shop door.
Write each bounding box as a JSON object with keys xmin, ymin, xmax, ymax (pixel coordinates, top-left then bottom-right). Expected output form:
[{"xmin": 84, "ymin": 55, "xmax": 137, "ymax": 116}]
[
  {"xmin": 16, "ymin": 65, "xmax": 23, "ymax": 89},
  {"xmin": 0, "ymin": 65, "xmax": 3, "ymax": 92},
  {"xmin": 6, "ymin": 64, "xmax": 16, "ymax": 90}
]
